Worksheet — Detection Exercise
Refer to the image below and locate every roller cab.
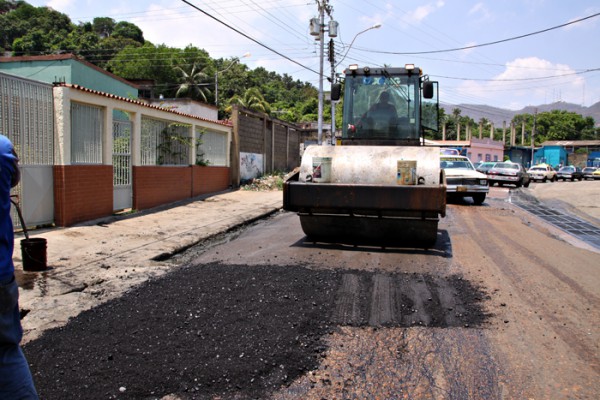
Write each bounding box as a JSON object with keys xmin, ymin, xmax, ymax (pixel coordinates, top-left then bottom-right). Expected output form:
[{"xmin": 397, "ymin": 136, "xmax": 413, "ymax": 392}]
[{"xmin": 284, "ymin": 65, "xmax": 446, "ymax": 246}]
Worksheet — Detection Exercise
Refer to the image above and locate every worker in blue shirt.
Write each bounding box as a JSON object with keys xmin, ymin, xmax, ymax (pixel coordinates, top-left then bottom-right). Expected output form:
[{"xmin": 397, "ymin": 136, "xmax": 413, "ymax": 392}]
[{"xmin": 0, "ymin": 133, "xmax": 38, "ymax": 399}]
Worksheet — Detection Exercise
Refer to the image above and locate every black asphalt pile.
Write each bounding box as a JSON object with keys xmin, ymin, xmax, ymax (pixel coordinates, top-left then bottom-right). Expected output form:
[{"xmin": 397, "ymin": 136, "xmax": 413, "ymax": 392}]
[
  {"xmin": 24, "ymin": 263, "xmax": 342, "ymax": 400},
  {"xmin": 23, "ymin": 263, "xmax": 490, "ymax": 399}
]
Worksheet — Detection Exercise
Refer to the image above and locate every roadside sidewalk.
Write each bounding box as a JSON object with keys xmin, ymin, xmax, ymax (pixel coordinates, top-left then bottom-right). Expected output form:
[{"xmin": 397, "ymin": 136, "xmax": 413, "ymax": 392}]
[{"xmin": 13, "ymin": 189, "xmax": 283, "ymax": 344}]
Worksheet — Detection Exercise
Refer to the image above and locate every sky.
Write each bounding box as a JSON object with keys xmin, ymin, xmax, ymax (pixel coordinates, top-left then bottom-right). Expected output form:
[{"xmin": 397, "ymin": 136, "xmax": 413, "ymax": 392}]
[{"xmin": 24, "ymin": 0, "xmax": 600, "ymax": 115}]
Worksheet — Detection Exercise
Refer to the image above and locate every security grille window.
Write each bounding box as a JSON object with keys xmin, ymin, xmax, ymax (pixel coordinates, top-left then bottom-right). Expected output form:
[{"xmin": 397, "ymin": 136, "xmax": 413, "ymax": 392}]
[
  {"xmin": 0, "ymin": 73, "xmax": 54, "ymax": 165},
  {"xmin": 71, "ymin": 102, "xmax": 103, "ymax": 164},
  {"xmin": 141, "ymin": 117, "xmax": 190, "ymax": 166},
  {"xmin": 197, "ymin": 129, "xmax": 227, "ymax": 166}
]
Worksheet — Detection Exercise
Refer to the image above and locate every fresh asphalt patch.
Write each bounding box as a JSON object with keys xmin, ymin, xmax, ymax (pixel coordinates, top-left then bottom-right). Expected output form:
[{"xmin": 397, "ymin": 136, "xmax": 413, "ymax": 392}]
[
  {"xmin": 510, "ymin": 189, "xmax": 600, "ymax": 250},
  {"xmin": 23, "ymin": 263, "xmax": 490, "ymax": 400}
]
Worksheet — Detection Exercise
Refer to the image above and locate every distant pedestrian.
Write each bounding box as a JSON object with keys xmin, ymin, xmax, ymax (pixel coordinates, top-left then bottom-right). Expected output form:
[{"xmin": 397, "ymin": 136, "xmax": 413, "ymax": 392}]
[{"xmin": 0, "ymin": 133, "xmax": 39, "ymax": 399}]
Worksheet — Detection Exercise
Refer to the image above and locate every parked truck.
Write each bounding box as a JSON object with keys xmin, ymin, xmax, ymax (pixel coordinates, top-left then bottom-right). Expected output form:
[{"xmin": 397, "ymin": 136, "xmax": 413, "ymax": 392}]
[{"xmin": 283, "ymin": 64, "xmax": 446, "ymax": 246}]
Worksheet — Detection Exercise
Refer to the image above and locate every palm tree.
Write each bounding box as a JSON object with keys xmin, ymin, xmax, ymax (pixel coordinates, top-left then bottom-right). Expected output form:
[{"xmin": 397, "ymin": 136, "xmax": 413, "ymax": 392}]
[
  {"xmin": 174, "ymin": 63, "xmax": 211, "ymax": 102},
  {"xmin": 227, "ymin": 87, "xmax": 271, "ymax": 114}
]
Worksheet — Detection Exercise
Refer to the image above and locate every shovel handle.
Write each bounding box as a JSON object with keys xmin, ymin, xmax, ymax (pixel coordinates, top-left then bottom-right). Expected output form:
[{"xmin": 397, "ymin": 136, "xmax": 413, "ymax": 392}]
[{"xmin": 10, "ymin": 195, "xmax": 29, "ymax": 240}]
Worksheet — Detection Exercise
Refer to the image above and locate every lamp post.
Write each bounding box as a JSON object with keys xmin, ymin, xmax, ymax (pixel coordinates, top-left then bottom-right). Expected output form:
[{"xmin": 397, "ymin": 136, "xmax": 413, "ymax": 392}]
[
  {"xmin": 214, "ymin": 52, "xmax": 250, "ymax": 106},
  {"xmin": 336, "ymin": 23, "xmax": 382, "ymax": 69}
]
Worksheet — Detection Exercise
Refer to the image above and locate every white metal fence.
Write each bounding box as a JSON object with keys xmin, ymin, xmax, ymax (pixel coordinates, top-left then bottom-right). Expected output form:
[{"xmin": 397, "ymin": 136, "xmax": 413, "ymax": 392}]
[
  {"xmin": 0, "ymin": 72, "xmax": 54, "ymax": 165},
  {"xmin": 0, "ymin": 72, "xmax": 54, "ymax": 228}
]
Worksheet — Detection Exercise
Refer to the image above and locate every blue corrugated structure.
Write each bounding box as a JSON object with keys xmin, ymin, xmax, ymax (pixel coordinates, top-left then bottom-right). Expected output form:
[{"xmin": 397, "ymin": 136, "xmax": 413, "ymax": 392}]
[
  {"xmin": 534, "ymin": 145, "xmax": 568, "ymax": 168},
  {"xmin": 588, "ymin": 151, "xmax": 600, "ymax": 167}
]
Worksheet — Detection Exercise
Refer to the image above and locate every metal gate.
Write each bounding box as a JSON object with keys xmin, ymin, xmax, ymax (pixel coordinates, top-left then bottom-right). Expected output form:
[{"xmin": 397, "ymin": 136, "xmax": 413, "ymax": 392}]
[{"xmin": 113, "ymin": 118, "xmax": 132, "ymax": 211}]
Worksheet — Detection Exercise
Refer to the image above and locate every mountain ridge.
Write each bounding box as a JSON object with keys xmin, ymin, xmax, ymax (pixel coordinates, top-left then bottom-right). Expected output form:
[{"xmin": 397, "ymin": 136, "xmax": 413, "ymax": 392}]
[{"xmin": 441, "ymin": 101, "xmax": 600, "ymax": 127}]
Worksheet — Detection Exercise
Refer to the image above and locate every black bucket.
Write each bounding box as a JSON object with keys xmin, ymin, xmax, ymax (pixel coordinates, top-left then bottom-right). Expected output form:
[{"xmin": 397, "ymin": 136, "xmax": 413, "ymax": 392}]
[{"xmin": 21, "ymin": 238, "xmax": 47, "ymax": 272}]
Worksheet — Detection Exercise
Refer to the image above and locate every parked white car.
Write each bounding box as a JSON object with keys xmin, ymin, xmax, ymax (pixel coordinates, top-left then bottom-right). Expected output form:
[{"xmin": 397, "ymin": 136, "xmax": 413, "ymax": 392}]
[
  {"xmin": 441, "ymin": 155, "xmax": 489, "ymax": 205},
  {"xmin": 527, "ymin": 164, "xmax": 557, "ymax": 182}
]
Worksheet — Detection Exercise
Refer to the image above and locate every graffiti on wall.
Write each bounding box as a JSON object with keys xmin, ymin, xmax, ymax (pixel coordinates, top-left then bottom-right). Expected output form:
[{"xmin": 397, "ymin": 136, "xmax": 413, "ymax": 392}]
[{"xmin": 240, "ymin": 152, "xmax": 263, "ymax": 180}]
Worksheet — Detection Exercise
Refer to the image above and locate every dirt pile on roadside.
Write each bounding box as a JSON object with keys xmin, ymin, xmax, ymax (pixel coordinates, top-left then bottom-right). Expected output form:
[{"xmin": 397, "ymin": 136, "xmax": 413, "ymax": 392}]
[{"xmin": 241, "ymin": 173, "xmax": 285, "ymax": 191}]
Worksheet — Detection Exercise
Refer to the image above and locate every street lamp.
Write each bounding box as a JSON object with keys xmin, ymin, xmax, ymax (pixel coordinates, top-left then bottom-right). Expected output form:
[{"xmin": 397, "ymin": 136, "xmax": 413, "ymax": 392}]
[
  {"xmin": 214, "ymin": 52, "xmax": 251, "ymax": 106},
  {"xmin": 336, "ymin": 23, "xmax": 381, "ymax": 69}
]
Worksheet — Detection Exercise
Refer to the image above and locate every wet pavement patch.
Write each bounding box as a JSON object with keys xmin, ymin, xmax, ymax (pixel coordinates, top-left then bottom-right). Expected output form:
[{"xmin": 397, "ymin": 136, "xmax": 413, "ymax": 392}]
[
  {"xmin": 23, "ymin": 263, "xmax": 490, "ymax": 400},
  {"xmin": 510, "ymin": 190, "xmax": 600, "ymax": 250}
]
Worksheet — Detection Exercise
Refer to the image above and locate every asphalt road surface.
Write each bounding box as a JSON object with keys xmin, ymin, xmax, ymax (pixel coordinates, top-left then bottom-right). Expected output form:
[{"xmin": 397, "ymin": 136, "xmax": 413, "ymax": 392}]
[{"xmin": 23, "ymin": 185, "xmax": 599, "ymax": 399}]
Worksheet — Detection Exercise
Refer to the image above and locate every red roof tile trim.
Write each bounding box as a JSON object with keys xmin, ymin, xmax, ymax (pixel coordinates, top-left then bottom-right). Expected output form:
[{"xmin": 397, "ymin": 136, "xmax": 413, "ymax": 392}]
[{"xmin": 61, "ymin": 83, "xmax": 232, "ymax": 127}]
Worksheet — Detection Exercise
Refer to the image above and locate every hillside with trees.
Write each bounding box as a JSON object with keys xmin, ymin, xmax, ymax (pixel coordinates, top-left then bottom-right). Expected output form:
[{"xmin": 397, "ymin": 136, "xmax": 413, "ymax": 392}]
[
  {"xmin": 1, "ymin": 0, "xmax": 597, "ymax": 142},
  {"xmin": 0, "ymin": 0, "xmax": 323, "ymax": 122}
]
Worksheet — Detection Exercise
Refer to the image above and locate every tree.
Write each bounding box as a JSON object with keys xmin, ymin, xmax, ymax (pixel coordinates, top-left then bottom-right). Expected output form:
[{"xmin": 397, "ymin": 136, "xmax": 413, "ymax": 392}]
[
  {"xmin": 227, "ymin": 88, "xmax": 271, "ymax": 114},
  {"xmin": 450, "ymin": 107, "xmax": 462, "ymax": 140},
  {"xmin": 112, "ymin": 21, "xmax": 144, "ymax": 43},
  {"xmin": 92, "ymin": 17, "xmax": 115, "ymax": 38},
  {"xmin": 11, "ymin": 28, "xmax": 45, "ymax": 54},
  {"xmin": 174, "ymin": 63, "xmax": 211, "ymax": 102}
]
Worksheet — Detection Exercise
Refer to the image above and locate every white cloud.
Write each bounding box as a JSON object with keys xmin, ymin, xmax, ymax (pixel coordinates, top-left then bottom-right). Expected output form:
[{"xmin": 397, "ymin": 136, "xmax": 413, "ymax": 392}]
[
  {"xmin": 454, "ymin": 57, "xmax": 589, "ymax": 109},
  {"xmin": 467, "ymin": 2, "xmax": 493, "ymax": 23},
  {"xmin": 404, "ymin": 1, "xmax": 445, "ymax": 24},
  {"xmin": 564, "ymin": 7, "xmax": 600, "ymax": 31}
]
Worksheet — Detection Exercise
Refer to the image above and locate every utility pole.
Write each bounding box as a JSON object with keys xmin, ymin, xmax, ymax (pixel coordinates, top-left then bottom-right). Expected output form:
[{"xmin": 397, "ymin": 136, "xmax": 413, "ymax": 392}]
[
  {"xmin": 310, "ymin": 0, "xmax": 333, "ymax": 145},
  {"xmin": 317, "ymin": 2, "xmax": 325, "ymax": 145},
  {"xmin": 329, "ymin": 39, "xmax": 336, "ymax": 145}
]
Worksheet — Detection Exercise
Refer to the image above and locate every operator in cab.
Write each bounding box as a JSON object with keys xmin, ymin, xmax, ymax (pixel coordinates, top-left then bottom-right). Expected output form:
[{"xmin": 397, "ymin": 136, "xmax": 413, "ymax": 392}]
[{"xmin": 368, "ymin": 91, "xmax": 397, "ymax": 119}]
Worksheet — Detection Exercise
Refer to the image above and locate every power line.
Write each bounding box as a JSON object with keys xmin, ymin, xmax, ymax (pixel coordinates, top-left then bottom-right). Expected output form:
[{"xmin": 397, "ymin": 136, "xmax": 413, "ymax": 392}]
[
  {"xmin": 354, "ymin": 12, "xmax": 600, "ymax": 55},
  {"xmin": 432, "ymin": 67, "xmax": 600, "ymax": 82},
  {"xmin": 179, "ymin": 0, "xmax": 320, "ymax": 76}
]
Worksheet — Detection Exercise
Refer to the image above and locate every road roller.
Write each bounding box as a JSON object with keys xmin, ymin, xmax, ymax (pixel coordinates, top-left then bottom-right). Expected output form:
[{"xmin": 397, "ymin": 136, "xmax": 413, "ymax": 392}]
[{"xmin": 283, "ymin": 65, "xmax": 446, "ymax": 246}]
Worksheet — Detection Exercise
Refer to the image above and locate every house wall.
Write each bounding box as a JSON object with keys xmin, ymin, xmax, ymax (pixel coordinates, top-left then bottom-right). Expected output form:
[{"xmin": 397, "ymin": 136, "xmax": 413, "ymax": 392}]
[
  {"xmin": 467, "ymin": 138, "xmax": 504, "ymax": 163},
  {"xmin": 0, "ymin": 56, "xmax": 138, "ymax": 98},
  {"xmin": 53, "ymin": 165, "xmax": 113, "ymax": 226},
  {"xmin": 146, "ymin": 98, "xmax": 218, "ymax": 120},
  {"xmin": 131, "ymin": 165, "xmax": 231, "ymax": 210},
  {"xmin": 50, "ymin": 85, "xmax": 233, "ymax": 226},
  {"xmin": 132, "ymin": 166, "xmax": 192, "ymax": 210},
  {"xmin": 193, "ymin": 166, "xmax": 230, "ymax": 196}
]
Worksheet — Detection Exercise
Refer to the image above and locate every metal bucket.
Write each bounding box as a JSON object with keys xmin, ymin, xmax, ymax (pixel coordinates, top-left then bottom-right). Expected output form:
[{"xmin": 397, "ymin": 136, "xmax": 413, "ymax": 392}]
[
  {"xmin": 312, "ymin": 157, "xmax": 332, "ymax": 183},
  {"xmin": 397, "ymin": 160, "xmax": 417, "ymax": 185},
  {"xmin": 21, "ymin": 238, "xmax": 47, "ymax": 272}
]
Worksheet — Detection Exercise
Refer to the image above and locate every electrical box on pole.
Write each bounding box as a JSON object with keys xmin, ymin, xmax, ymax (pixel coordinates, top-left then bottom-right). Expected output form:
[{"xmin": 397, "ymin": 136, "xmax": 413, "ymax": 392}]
[
  {"xmin": 328, "ymin": 39, "xmax": 335, "ymax": 63},
  {"xmin": 328, "ymin": 20, "xmax": 338, "ymax": 37}
]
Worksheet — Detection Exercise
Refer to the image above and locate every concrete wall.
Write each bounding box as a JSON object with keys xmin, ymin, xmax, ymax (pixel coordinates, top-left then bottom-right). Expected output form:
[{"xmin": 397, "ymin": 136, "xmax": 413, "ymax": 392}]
[{"xmin": 233, "ymin": 106, "xmax": 307, "ymax": 181}]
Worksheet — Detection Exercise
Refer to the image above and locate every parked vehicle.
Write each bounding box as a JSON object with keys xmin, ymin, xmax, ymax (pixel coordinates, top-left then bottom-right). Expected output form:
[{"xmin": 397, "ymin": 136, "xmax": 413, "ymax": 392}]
[
  {"xmin": 582, "ymin": 167, "xmax": 597, "ymax": 180},
  {"xmin": 475, "ymin": 161, "xmax": 497, "ymax": 174},
  {"xmin": 557, "ymin": 166, "xmax": 584, "ymax": 181},
  {"xmin": 593, "ymin": 169, "xmax": 600, "ymax": 180},
  {"xmin": 527, "ymin": 164, "xmax": 558, "ymax": 182},
  {"xmin": 487, "ymin": 162, "xmax": 530, "ymax": 188},
  {"xmin": 441, "ymin": 155, "xmax": 489, "ymax": 205}
]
